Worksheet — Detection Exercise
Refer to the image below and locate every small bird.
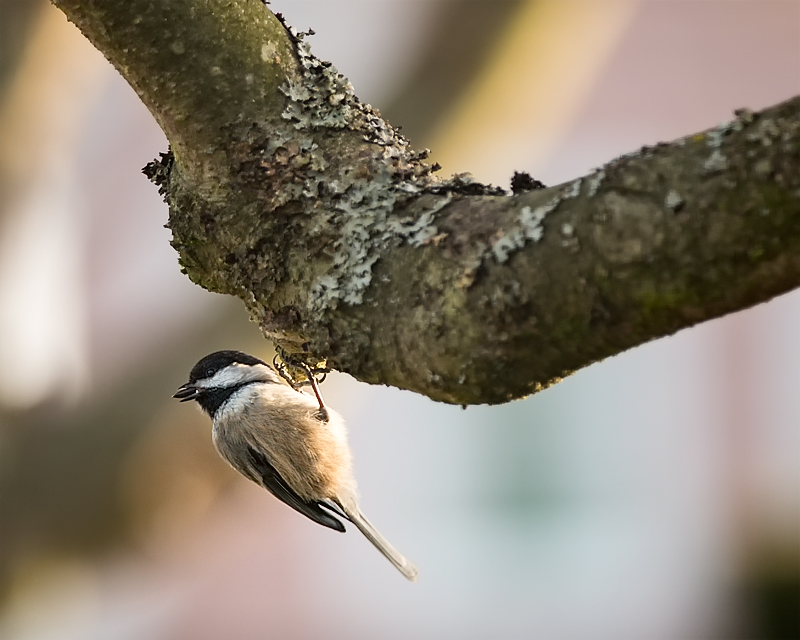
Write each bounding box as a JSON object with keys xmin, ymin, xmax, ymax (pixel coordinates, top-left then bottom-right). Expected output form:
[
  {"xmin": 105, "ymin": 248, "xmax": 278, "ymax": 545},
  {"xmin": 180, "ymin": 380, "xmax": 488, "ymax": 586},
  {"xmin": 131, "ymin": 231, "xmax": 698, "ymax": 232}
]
[{"xmin": 173, "ymin": 350, "xmax": 418, "ymax": 581}]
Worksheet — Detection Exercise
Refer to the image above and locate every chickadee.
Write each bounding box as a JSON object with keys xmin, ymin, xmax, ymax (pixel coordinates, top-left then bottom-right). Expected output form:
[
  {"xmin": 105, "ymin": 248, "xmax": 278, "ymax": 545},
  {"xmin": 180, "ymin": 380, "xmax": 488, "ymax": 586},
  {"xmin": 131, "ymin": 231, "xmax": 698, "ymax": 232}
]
[{"xmin": 173, "ymin": 350, "xmax": 418, "ymax": 581}]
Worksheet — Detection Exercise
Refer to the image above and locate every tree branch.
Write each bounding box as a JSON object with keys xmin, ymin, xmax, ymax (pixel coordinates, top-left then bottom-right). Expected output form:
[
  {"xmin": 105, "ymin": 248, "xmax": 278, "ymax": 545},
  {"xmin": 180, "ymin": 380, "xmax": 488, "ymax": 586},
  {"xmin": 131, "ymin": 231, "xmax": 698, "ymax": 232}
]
[{"xmin": 54, "ymin": 0, "xmax": 800, "ymax": 404}]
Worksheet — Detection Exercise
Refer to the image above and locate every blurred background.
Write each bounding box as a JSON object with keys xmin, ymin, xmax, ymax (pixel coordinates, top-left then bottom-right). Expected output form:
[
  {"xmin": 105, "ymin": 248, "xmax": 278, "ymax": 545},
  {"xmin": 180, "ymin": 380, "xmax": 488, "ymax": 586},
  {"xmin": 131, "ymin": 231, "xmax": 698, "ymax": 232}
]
[{"xmin": 0, "ymin": 1, "xmax": 798, "ymax": 638}]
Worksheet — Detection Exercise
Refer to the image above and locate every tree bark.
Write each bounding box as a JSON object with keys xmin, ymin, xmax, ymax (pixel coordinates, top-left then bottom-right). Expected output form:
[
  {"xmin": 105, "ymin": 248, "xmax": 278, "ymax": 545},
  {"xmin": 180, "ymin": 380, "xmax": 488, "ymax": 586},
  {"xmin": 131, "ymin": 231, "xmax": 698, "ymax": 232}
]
[{"xmin": 53, "ymin": 0, "xmax": 800, "ymax": 404}]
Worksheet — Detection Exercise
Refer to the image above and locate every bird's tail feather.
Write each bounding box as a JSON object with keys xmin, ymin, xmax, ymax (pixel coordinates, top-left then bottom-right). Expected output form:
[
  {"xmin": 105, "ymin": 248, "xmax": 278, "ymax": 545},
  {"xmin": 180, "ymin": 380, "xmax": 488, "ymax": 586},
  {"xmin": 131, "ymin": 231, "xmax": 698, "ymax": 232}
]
[{"xmin": 342, "ymin": 504, "xmax": 418, "ymax": 581}]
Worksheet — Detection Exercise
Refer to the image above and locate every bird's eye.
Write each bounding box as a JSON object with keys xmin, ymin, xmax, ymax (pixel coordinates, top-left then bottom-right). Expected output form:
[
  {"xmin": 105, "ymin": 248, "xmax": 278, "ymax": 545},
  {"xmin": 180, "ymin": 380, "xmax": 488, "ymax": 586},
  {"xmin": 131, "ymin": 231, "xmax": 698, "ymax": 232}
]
[{"xmin": 206, "ymin": 368, "xmax": 215, "ymax": 377}]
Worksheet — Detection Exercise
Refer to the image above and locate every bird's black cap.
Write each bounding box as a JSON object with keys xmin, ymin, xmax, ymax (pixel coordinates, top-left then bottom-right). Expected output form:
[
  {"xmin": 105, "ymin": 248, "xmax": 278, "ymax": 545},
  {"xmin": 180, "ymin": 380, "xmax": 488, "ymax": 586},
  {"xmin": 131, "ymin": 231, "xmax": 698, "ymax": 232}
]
[{"xmin": 187, "ymin": 350, "xmax": 267, "ymax": 383}]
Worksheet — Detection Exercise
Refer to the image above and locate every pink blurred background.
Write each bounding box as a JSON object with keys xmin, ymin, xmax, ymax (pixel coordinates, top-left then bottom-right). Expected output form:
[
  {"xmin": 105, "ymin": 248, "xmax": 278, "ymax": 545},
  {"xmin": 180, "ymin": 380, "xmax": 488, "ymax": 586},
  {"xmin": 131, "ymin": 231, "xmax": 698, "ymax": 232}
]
[{"xmin": 0, "ymin": 1, "xmax": 797, "ymax": 638}]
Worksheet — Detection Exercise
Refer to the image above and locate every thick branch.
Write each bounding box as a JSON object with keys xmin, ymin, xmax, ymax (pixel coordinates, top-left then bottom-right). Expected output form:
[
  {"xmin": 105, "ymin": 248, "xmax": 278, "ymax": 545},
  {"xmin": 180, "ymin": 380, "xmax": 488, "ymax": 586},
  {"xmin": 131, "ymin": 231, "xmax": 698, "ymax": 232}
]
[{"xmin": 54, "ymin": 0, "xmax": 800, "ymax": 404}]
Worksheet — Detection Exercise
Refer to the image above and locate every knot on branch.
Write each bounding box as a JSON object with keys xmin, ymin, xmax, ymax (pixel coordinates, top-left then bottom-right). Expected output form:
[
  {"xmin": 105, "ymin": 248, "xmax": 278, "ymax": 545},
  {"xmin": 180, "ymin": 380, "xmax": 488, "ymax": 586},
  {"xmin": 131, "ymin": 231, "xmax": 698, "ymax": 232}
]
[{"xmin": 142, "ymin": 150, "xmax": 174, "ymax": 200}]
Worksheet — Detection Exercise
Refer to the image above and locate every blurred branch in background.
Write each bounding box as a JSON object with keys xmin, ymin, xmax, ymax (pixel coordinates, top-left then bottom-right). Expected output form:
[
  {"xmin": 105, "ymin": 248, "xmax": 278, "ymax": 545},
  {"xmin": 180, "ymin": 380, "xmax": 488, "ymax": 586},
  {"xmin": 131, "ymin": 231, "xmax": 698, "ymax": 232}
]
[
  {"xmin": 0, "ymin": 0, "xmax": 104, "ymax": 408},
  {"xmin": 425, "ymin": 0, "xmax": 638, "ymax": 180},
  {"xmin": 381, "ymin": 0, "xmax": 525, "ymax": 147},
  {"xmin": 0, "ymin": 0, "xmax": 45, "ymax": 93}
]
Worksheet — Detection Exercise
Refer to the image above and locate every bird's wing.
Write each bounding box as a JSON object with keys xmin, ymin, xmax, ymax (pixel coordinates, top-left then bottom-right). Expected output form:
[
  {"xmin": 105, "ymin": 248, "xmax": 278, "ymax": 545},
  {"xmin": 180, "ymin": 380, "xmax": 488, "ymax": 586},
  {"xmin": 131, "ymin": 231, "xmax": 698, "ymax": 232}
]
[{"xmin": 245, "ymin": 446, "xmax": 346, "ymax": 532}]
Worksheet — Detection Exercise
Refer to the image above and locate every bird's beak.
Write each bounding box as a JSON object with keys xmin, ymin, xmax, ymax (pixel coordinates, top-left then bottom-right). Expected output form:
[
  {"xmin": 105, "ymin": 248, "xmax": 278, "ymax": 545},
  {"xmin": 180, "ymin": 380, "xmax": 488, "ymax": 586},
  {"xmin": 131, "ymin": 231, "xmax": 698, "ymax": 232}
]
[{"xmin": 173, "ymin": 383, "xmax": 200, "ymax": 402}]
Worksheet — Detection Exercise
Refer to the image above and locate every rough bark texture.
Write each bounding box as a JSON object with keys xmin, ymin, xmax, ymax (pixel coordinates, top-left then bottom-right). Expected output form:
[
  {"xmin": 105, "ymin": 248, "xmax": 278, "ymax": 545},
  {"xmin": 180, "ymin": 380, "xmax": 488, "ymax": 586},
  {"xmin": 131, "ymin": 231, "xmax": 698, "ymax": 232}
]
[{"xmin": 53, "ymin": 0, "xmax": 800, "ymax": 404}]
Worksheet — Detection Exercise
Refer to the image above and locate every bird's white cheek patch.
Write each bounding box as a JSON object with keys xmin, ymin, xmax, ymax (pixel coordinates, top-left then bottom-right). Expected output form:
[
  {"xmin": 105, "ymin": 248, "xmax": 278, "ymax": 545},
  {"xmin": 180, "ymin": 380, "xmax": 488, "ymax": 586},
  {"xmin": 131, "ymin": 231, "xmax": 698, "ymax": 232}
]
[
  {"xmin": 214, "ymin": 383, "xmax": 261, "ymax": 423},
  {"xmin": 198, "ymin": 363, "xmax": 275, "ymax": 389}
]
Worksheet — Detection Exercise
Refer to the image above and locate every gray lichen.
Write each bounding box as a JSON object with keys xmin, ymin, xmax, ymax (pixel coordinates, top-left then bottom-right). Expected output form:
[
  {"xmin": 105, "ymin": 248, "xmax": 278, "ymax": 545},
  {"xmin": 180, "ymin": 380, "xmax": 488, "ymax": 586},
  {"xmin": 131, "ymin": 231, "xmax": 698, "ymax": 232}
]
[
  {"xmin": 587, "ymin": 169, "xmax": 605, "ymax": 197},
  {"xmin": 703, "ymin": 149, "xmax": 729, "ymax": 173},
  {"xmin": 706, "ymin": 107, "xmax": 758, "ymax": 149},
  {"xmin": 265, "ymin": 20, "xmax": 515, "ymax": 314},
  {"xmin": 706, "ymin": 124, "xmax": 730, "ymax": 149},
  {"xmin": 488, "ymin": 182, "xmax": 576, "ymax": 264},
  {"xmin": 563, "ymin": 178, "xmax": 582, "ymax": 200},
  {"xmin": 268, "ymin": 20, "xmax": 455, "ymax": 312},
  {"xmin": 664, "ymin": 189, "xmax": 685, "ymax": 212}
]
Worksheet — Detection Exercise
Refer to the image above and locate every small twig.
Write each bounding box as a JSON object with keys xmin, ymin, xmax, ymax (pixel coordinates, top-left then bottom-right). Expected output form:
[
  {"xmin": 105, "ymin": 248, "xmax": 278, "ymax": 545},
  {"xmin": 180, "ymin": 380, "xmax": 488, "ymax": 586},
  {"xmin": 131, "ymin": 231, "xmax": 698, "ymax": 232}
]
[{"xmin": 300, "ymin": 363, "xmax": 328, "ymax": 419}]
